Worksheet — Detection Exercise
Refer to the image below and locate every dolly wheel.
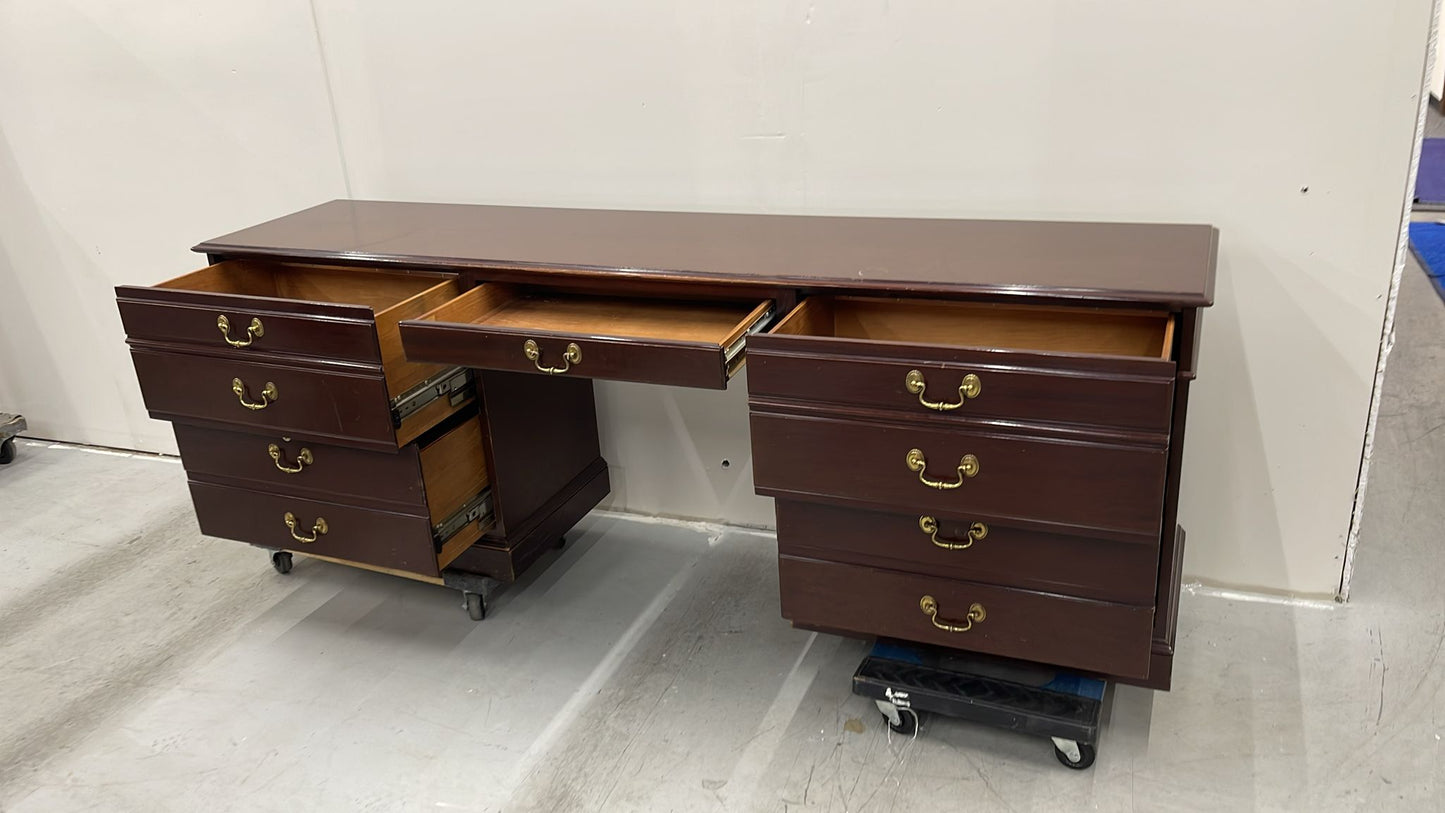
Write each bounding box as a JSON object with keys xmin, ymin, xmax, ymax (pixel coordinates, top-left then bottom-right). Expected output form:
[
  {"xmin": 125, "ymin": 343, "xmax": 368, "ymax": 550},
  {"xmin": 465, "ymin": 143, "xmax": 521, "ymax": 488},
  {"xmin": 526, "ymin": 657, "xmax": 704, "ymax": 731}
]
[
  {"xmin": 465, "ymin": 592, "xmax": 486, "ymax": 621},
  {"xmin": 886, "ymin": 707, "xmax": 917, "ymax": 736},
  {"xmin": 0, "ymin": 438, "xmax": 15, "ymax": 465},
  {"xmin": 1053, "ymin": 739, "xmax": 1096, "ymax": 770},
  {"xmin": 271, "ymin": 551, "xmax": 293, "ymax": 574}
]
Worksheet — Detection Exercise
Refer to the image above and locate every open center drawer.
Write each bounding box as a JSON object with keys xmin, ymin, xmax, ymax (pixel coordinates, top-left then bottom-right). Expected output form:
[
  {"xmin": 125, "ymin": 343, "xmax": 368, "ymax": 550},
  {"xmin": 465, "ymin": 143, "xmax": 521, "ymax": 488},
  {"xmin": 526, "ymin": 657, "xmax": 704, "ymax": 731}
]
[{"xmin": 398, "ymin": 284, "xmax": 776, "ymax": 389}]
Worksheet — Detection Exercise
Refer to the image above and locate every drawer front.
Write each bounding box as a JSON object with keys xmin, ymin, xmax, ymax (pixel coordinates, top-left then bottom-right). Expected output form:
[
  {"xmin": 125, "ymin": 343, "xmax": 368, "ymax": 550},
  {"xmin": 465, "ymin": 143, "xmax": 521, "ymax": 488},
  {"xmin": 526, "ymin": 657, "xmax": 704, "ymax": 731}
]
[
  {"xmin": 404, "ymin": 328, "xmax": 734, "ymax": 389},
  {"xmin": 747, "ymin": 347, "xmax": 1174, "ymax": 433},
  {"xmin": 189, "ymin": 480, "xmax": 439, "ymax": 578},
  {"xmin": 751, "ymin": 411, "xmax": 1168, "ymax": 538},
  {"xmin": 779, "ymin": 556, "xmax": 1155, "ymax": 678},
  {"xmin": 775, "ymin": 500, "xmax": 1159, "ymax": 604},
  {"xmin": 399, "ymin": 285, "xmax": 773, "ymax": 390},
  {"xmin": 117, "ymin": 295, "xmax": 381, "ymax": 363},
  {"xmin": 131, "ymin": 347, "xmax": 396, "ymax": 450},
  {"xmin": 172, "ymin": 424, "xmax": 426, "ymax": 512}
]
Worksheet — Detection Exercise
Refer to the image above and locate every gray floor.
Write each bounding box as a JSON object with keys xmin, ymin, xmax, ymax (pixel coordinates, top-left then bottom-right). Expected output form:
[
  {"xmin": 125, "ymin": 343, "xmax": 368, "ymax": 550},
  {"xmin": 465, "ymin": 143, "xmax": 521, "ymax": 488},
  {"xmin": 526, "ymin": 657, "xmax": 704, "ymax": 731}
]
[{"xmin": 1, "ymin": 251, "xmax": 1443, "ymax": 812}]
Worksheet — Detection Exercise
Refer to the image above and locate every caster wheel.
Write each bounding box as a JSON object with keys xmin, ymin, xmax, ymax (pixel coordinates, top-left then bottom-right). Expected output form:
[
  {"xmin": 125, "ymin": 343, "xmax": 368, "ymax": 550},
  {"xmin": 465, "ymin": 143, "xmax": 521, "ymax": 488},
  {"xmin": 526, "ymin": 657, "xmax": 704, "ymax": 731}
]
[
  {"xmin": 886, "ymin": 708, "xmax": 918, "ymax": 736},
  {"xmin": 0, "ymin": 438, "xmax": 14, "ymax": 465},
  {"xmin": 270, "ymin": 551, "xmax": 293, "ymax": 574},
  {"xmin": 464, "ymin": 592, "xmax": 486, "ymax": 621},
  {"xmin": 1054, "ymin": 740, "xmax": 1096, "ymax": 770}
]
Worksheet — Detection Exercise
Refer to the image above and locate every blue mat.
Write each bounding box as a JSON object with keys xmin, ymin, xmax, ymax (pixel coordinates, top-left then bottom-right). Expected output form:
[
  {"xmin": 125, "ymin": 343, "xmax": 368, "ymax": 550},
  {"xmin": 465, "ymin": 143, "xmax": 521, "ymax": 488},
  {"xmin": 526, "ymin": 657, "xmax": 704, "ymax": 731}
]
[
  {"xmin": 1407, "ymin": 221, "xmax": 1445, "ymax": 302},
  {"xmin": 1416, "ymin": 139, "xmax": 1445, "ymax": 207}
]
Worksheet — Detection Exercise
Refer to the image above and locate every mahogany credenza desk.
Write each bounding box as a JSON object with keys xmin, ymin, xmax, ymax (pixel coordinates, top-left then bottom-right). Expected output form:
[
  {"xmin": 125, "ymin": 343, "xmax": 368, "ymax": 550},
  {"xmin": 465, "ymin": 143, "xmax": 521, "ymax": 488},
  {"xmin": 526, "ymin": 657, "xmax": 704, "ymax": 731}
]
[{"xmin": 115, "ymin": 201, "xmax": 1216, "ymax": 690}]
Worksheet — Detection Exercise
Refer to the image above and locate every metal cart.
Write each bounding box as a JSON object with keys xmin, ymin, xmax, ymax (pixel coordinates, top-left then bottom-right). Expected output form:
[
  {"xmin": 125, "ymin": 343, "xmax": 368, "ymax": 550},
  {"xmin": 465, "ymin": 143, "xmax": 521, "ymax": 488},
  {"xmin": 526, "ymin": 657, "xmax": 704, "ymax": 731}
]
[
  {"xmin": 853, "ymin": 640, "xmax": 1106, "ymax": 770},
  {"xmin": 0, "ymin": 413, "xmax": 25, "ymax": 464}
]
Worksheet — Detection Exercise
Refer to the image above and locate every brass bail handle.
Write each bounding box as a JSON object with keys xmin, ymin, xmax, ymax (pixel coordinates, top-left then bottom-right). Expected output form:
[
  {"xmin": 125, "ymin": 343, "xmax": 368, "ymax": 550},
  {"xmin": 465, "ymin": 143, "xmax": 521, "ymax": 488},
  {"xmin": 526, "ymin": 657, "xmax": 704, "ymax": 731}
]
[
  {"xmin": 523, "ymin": 339, "xmax": 582, "ymax": 374},
  {"xmin": 283, "ymin": 512, "xmax": 328, "ymax": 543},
  {"xmin": 232, "ymin": 378, "xmax": 278, "ymax": 410},
  {"xmin": 905, "ymin": 369, "xmax": 980, "ymax": 411},
  {"xmin": 919, "ymin": 595, "xmax": 986, "ymax": 633},
  {"xmin": 217, "ymin": 314, "xmax": 264, "ymax": 348},
  {"xmin": 906, "ymin": 448, "xmax": 979, "ymax": 490},
  {"xmin": 918, "ymin": 516, "xmax": 988, "ymax": 550},
  {"xmin": 268, "ymin": 443, "xmax": 313, "ymax": 474}
]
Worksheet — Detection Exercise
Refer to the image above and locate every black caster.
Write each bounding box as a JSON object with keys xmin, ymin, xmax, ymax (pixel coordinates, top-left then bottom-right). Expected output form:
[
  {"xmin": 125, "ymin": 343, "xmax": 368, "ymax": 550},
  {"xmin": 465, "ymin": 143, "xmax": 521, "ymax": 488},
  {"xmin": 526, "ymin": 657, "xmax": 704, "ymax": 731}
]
[
  {"xmin": 1053, "ymin": 739, "xmax": 1096, "ymax": 770},
  {"xmin": 888, "ymin": 708, "xmax": 918, "ymax": 736},
  {"xmin": 557, "ymin": 535, "xmax": 567, "ymax": 549},
  {"xmin": 271, "ymin": 551, "xmax": 293, "ymax": 574},
  {"xmin": 464, "ymin": 591, "xmax": 486, "ymax": 621},
  {"xmin": 875, "ymin": 700, "xmax": 918, "ymax": 735},
  {"xmin": 0, "ymin": 437, "xmax": 14, "ymax": 465}
]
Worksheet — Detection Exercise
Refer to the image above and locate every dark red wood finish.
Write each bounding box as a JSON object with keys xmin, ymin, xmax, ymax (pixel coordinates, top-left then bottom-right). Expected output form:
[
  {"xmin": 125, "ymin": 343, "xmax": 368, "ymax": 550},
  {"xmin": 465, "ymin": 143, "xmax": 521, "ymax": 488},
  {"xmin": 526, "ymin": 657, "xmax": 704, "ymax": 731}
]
[
  {"xmin": 118, "ymin": 200, "xmax": 1215, "ymax": 683},
  {"xmin": 476, "ymin": 371, "xmax": 603, "ymax": 536},
  {"xmin": 172, "ymin": 423, "xmax": 427, "ymax": 514},
  {"xmin": 775, "ymin": 500, "xmax": 1159, "ymax": 604},
  {"xmin": 778, "ymin": 556, "xmax": 1156, "ymax": 678},
  {"xmin": 195, "ymin": 200, "xmax": 1217, "ymax": 307},
  {"xmin": 454, "ymin": 458, "xmax": 611, "ymax": 582},
  {"xmin": 116, "ymin": 291, "xmax": 383, "ymax": 364},
  {"xmin": 189, "ymin": 478, "xmax": 440, "ymax": 578},
  {"xmin": 400, "ymin": 322, "xmax": 742, "ymax": 390},
  {"xmin": 747, "ymin": 339, "xmax": 1175, "ymax": 434},
  {"xmin": 751, "ymin": 410, "xmax": 1169, "ymax": 539},
  {"xmin": 129, "ymin": 345, "xmax": 397, "ymax": 451}
]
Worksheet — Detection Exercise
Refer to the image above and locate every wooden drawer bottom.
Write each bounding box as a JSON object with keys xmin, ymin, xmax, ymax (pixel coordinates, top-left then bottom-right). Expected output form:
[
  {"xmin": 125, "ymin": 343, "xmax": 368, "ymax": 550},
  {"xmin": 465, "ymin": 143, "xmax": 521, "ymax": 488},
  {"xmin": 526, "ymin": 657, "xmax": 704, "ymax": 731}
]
[{"xmin": 778, "ymin": 555, "xmax": 1155, "ymax": 679}]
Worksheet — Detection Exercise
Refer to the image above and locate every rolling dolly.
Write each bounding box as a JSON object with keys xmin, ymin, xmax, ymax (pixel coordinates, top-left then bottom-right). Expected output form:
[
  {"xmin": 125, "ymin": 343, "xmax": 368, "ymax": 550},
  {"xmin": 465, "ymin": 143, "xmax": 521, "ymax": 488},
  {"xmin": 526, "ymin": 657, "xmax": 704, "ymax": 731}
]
[
  {"xmin": 853, "ymin": 639, "xmax": 1106, "ymax": 770},
  {"xmin": 0, "ymin": 413, "xmax": 25, "ymax": 464}
]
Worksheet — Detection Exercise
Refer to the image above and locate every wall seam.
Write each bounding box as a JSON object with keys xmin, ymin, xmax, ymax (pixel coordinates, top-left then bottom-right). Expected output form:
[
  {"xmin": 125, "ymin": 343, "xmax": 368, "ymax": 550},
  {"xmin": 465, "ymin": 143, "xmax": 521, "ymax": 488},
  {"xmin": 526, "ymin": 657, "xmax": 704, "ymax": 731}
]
[
  {"xmin": 1338, "ymin": 0, "xmax": 1440, "ymax": 601},
  {"xmin": 307, "ymin": 0, "xmax": 355, "ymax": 197}
]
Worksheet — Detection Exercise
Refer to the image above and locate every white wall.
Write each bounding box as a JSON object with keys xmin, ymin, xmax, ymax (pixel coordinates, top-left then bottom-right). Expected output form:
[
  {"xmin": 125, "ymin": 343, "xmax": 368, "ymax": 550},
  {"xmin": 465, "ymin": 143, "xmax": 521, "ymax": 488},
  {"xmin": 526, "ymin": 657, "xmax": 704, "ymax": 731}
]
[
  {"xmin": 0, "ymin": 1, "xmax": 1431, "ymax": 596},
  {"xmin": 0, "ymin": 1, "xmax": 347, "ymax": 453}
]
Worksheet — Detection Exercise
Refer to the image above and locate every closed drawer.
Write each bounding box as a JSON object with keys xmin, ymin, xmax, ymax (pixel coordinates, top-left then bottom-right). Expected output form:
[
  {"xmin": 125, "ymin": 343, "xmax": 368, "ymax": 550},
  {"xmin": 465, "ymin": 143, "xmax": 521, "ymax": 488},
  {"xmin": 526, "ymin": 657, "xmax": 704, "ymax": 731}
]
[
  {"xmin": 398, "ymin": 284, "xmax": 774, "ymax": 390},
  {"xmin": 116, "ymin": 260, "xmax": 460, "ymax": 402},
  {"xmin": 172, "ymin": 410, "xmax": 489, "ymax": 522},
  {"xmin": 779, "ymin": 555, "xmax": 1155, "ymax": 678},
  {"xmin": 189, "ymin": 480, "xmax": 442, "ymax": 578},
  {"xmin": 751, "ymin": 411, "xmax": 1168, "ymax": 539},
  {"xmin": 748, "ymin": 297, "xmax": 1175, "ymax": 432},
  {"xmin": 775, "ymin": 500, "xmax": 1159, "ymax": 604},
  {"xmin": 131, "ymin": 346, "xmax": 397, "ymax": 450}
]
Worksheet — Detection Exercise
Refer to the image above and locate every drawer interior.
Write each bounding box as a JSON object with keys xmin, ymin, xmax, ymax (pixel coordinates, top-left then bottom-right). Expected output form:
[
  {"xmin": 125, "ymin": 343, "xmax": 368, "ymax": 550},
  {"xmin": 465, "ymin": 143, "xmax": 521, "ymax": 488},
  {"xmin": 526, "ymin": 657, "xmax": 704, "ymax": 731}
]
[
  {"xmin": 161, "ymin": 260, "xmax": 460, "ymax": 399},
  {"xmin": 159, "ymin": 260, "xmax": 447, "ymax": 310},
  {"xmin": 773, "ymin": 297, "xmax": 1174, "ymax": 360},
  {"xmin": 420, "ymin": 284, "xmax": 773, "ymax": 355},
  {"xmin": 417, "ymin": 413, "xmax": 492, "ymax": 569}
]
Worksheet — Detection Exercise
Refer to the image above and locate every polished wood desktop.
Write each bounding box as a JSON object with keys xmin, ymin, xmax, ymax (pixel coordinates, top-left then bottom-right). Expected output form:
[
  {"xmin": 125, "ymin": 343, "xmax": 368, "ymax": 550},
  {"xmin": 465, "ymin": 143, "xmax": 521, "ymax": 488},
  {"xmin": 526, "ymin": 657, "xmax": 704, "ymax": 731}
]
[{"xmin": 116, "ymin": 200, "xmax": 1216, "ymax": 689}]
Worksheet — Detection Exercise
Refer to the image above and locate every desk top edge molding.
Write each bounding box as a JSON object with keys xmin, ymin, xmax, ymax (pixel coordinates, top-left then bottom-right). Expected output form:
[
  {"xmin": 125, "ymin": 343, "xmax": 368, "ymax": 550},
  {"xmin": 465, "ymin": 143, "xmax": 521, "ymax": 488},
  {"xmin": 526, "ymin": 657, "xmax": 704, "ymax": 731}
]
[{"xmin": 194, "ymin": 200, "xmax": 1219, "ymax": 308}]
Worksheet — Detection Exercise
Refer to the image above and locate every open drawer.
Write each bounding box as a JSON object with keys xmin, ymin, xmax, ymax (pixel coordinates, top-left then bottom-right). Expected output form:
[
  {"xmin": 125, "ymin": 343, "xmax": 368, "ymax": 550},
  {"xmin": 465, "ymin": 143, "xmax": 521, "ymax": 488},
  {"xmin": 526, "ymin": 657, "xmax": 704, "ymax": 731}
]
[
  {"xmin": 116, "ymin": 260, "xmax": 461, "ymax": 402},
  {"xmin": 398, "ymin": 284, "xmax": 775, "ymax": 389},
  {"xmin": 747, "ymin": 297, "xmax": 1178, "ymax": 433}
]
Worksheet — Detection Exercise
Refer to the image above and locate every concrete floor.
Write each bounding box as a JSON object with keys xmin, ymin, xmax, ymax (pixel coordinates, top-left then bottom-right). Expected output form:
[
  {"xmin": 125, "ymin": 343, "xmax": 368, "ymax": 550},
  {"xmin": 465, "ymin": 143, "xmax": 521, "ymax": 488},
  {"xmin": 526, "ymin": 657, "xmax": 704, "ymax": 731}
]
[{"xmin": 1, "ymin": 250, "xmax": 1443, "ymax": 812}]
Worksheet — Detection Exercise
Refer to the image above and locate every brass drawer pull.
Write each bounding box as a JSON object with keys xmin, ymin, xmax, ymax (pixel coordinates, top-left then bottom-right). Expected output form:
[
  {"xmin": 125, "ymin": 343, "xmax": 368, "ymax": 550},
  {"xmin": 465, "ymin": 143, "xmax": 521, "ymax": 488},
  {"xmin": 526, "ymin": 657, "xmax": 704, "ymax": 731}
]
[
  {"xmin": 283, "ymin": 512, "xmax": 328, "ymax": 543},
  {"xmin": 919, "ymin": 595, "xmax": 986, "ymax": 633},
  {"xmin": 232, "ymin": 378, "xmax": 278, "ymax": 410},
  {"xmin": 523, "ymin": 339, "xmax": 582, "ymax": 374},
  {"xmin": 905, "ymin": 370, "xmax": 980, "ymax": 411},
  {"xmin": 919, "ymin": 516, "xmax": 988, "ymax": 550},
  {"xmin": 906, "ymin": 448, "xmax": 979, "ymax": 489},
  {"xmin": 268, "ymin": 443, "xmax": 313, "ymax": 474},
  {"xmin": 218, "ymin": 315, "xmax": 264, "ymax": 348}
]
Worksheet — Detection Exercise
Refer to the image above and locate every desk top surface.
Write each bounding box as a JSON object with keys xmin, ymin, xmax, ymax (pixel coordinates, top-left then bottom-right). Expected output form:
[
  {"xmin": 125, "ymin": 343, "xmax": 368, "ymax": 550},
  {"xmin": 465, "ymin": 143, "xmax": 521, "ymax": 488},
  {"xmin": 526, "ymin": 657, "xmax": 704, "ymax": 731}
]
[{"xmin": 196, "ymin": 200, "xmax": 1217, "ymax": 307}]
